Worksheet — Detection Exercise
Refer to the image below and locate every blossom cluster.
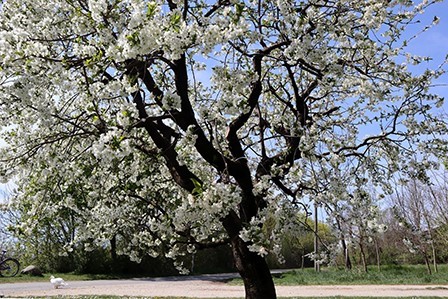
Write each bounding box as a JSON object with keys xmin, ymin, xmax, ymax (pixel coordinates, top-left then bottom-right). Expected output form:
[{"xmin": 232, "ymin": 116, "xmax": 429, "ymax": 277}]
[{"xmin": 0, "ymin": 0, "xmax": 446, "ymax": 267}]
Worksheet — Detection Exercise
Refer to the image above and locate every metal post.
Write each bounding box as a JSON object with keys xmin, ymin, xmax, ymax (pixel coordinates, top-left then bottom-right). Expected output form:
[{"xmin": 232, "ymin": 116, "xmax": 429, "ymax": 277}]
[{"xmin": 314, "ymin": 202, "xmax": 320, "ymax": 272}]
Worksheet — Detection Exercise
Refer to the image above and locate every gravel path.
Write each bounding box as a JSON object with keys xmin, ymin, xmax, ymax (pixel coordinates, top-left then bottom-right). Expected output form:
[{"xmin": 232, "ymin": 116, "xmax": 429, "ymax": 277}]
[{"xmin": 1, "ymin": 274, "xmax": 448, "ymax": 298}]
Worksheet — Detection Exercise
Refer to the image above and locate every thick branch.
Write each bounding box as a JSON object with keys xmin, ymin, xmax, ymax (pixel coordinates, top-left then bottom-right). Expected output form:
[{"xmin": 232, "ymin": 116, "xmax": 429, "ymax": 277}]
[
  {"xmin": 129, "ymin": 83, "xmax": 201, "ymax": 192},
  {"xmin": 226, "ymin": 41, "xmax": 290, "ymax": 159}
]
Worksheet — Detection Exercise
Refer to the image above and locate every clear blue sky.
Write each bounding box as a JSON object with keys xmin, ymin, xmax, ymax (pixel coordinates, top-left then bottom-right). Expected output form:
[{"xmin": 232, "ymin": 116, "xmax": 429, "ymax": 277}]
[{"xmin": 408, "ymin": 1, "xmax": 448, "ymax": 110}]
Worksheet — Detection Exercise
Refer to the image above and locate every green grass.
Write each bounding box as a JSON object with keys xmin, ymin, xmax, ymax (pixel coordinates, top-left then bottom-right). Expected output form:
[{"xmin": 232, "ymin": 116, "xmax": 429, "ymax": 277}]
[
  {"xmin": 2, "ymin": 264, "xmax": 448, "ymax": 287},
  {"xmin": 25, "ymin": 297, "xmax": 448, "ymax": 299},
  {"xmin": 0, "ymin": 272, "xmax": 124, "ymax": 284},
  {"xmin": 270, "ymin": 264, "xmax": 448, "ymax": 286},
  {"xmin": 31, "ymin": 297, "xmax": 223, "ymax": 299}
]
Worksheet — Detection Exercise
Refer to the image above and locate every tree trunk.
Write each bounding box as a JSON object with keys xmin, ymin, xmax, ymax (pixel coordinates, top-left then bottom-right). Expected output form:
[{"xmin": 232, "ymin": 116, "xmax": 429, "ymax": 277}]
[
  {"xmin": 301, "ymin": 253, "xmax": 305, "ymax": 270},
  {"xmin": 110, "ymin": 236, "xmax": 117, "ymax": 261},
  {"xmin": 423, "ymin": 210, "xmax": 438, "ymax": 274},
  {"xmin": 345, "ymin": 247, "xmax": 352, "ymax": 270},
  {"xmin": 230, "ymin": 237, "xmax": 277, "ymax": 299},
  {"xmin": 223, "ymin": 213, "xmax": 276, "ymax": 299},
  {"xmin": 314, "ymin": 202, "xmax": 320, "ymax": 272},
  {"xmin": 340, "ymin": 236, "xmax": 352, "ymax": 270},
  {"xmin": 359, "ymin": 241, "xmax": 368, "ymax": 273},
  {"xmin": 431, "ymin": 241, "xmax": 438, "ymax": 273},
  {"xmin": 374, "ymin": 238, "xmax": 381, "ymax": 272},
  {"xmin": 423, "ymin": 253, "xmax": 432, "ymax": 275},
  {"xmin": 335, "ymin": 217, "xmax": 351, "ymax": 270}
]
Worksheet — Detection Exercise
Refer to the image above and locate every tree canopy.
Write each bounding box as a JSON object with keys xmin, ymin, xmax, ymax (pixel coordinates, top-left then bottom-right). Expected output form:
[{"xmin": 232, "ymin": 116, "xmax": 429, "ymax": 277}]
[{"xmin": 1, "ymin": 0, "xmax": 447, "ymax": 298}]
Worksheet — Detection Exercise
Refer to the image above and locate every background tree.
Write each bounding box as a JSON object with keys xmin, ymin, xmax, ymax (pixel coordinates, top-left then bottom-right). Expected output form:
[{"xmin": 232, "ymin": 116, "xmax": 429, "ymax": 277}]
[
  {"xmin": 324, "ymin": 179, "xmax": 387, "ymax": 272},
  {"xmin": 391, "ymin": 175, "xmax": 438, "ymax": 274},
  {"xmin": 0, "ymin": 199, "xmax": 14, "ymax": 251},
  {"xmin": 426, "ymin": 169, "xmax": 448, "ymax": 256},
  {"xmin": 1, "ymin": 1, "xmax": 447, "ymax": 298},
  {"xmin": 264, "ymin": 212, "xmax": 336, "ymax": 269}
]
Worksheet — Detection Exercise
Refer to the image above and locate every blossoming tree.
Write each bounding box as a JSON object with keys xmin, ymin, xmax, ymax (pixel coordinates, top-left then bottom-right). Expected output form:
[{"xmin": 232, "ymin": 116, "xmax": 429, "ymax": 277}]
[{"xmin": 1, "ymin": 0, "xmax": 447, "ymax": 297}]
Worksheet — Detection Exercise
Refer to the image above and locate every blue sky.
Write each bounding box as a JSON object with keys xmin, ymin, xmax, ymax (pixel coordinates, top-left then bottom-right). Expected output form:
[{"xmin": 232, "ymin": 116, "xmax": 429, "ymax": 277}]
[{"xmin": 407, "ymin": 1, "xmax": 448, "ymax": 109}]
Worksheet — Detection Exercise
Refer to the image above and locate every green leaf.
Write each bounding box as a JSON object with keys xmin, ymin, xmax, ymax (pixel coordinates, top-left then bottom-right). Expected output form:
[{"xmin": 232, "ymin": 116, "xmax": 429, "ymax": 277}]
[
  {"xmin": 122, "ymin": 110, "xmax": 131, "ymax": 117},
  {"xmin": 233, "ymin": 3, "xmax": 245, "ymax": 23},
  {"xmin": 191, "ymin": 178, "xmax": 203, "ymax": 195},
  {"xmin": 126, "ymin": 31, "xmax": 140, "ymax": 46},
  {"xmin": 147, "ymin": 2, "xmax": 157, "ymax": 19},
  {"xmin": 170, "ymin": 11, "xmax": 182, "ymax": 31}
]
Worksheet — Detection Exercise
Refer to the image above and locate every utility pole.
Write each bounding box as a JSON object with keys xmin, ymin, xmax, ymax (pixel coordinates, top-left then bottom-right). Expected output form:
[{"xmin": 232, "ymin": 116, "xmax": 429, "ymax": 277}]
[{"xmin": 314, "ymin": 201, "xmax": 320, "ymax": 272}]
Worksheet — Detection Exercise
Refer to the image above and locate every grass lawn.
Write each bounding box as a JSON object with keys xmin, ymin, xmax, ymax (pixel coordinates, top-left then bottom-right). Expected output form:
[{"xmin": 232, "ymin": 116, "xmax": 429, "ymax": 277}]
[
  {"xmin": 2, "ymin": 264, "xmax": 448, "ymax": 285},
  {"xmin": 25, "ymin": 297, "xmax": 448, "ymax": 299},
  {"xmin": 270, "ymin": 264, "xmax": 448, "ymax": 285},
  {"xmin": 0, "ymin": 272, "xmax": 124, "ymax": 284},
  {"xmin": 2, "ymin": 264, "xmax": 448, "ymax": 299}
]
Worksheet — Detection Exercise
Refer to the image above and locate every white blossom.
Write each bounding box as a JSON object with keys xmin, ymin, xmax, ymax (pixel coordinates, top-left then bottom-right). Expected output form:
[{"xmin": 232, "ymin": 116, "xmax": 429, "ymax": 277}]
[{"xmin": 0, "ymin": 0, "xmax": 446, "ymax": 275}]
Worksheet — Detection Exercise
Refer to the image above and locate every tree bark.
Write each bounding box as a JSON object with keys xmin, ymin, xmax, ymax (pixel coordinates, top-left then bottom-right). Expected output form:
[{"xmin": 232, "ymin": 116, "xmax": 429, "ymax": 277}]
[
  {"xmin": 431, "ymin": 241, "xmax": 438, "ymax": 273},
  {"xmin": 344, "ymin": 244, "xmax": 352, "ymax": 270},
  {"xmin": 231, "ymin": 237, "xmax": 276, "ymax": 299},
  {"xmin": 359, "ymin": 240, "xmax": 368, "ymax": 273},
  {"xmin": 423, "ymin": 252, "xmax": 432, "ymax": 275},
  {"xmin": 223, "ymin": 213, "xmax": 276, "ymax": 299},
  {"xmin": 336, "ymin": 217, "xmax": 352, "ymax": 270},
  {"xmin": 110, "ymin": 235, "xmax": 117, "ymax": 261},
  {"xmin": 374, "ymin": 237, "xmax": 381, "ymax": 272}
]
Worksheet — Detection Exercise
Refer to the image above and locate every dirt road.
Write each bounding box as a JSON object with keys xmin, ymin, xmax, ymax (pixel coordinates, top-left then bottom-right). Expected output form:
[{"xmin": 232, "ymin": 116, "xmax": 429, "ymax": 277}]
[{"xmin": 1, "ymin": 274, "xmax": 448, "ymax": 298}]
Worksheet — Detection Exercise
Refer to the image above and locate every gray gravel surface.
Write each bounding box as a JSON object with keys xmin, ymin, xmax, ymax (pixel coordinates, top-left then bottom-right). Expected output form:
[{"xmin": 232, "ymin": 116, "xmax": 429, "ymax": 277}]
[{"xmin": 1, "ymin": 273, "xmax": 448, "ymax": 298}]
